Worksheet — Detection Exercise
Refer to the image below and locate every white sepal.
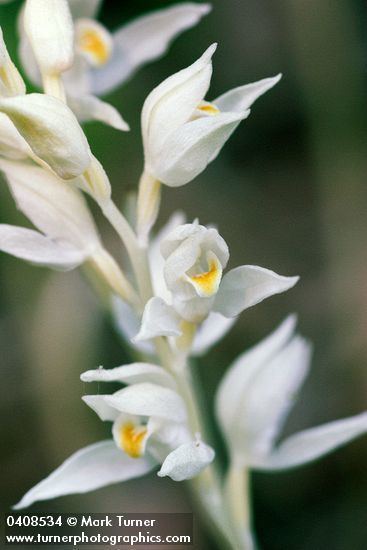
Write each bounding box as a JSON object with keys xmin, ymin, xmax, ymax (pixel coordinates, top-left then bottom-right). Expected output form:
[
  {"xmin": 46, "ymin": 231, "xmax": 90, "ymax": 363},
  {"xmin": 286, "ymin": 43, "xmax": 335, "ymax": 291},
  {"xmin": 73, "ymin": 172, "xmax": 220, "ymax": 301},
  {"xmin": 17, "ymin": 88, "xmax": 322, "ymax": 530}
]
[
  {"xmin": 13, "ymin": 440, "xmax": 155, "ymax": 509},
  {"xmin": 68, "ymin": 94, "xmax": 129, "ymax": 131},
  {"xmin": 134, "ymin": 297, "xmax": 182, "ymax": 341},
  {"xmin": 142, "ymin": 44, "xmax": 216, "ymax": 166},
  {"xmin": 82, "ymin": 395, "xmax": 120, "ymax": 422},
  {"xmin": 0, "ymin": 224, "xmax": 85, "ymax": 270},
  {"xmin": 103, "ymin": 383, "xmax": 187, "ymax": 423},
  {"xmin": 153, "ymin": 110, "xmax": 248, "ymax": 187},
  {"xmin": 90, "ymin": 3, "xmax": 211, "ymax": 95},
  {"xmin": 0, "ymin": 27, "xmax": 26, "ymax": 97},
  {"xmin": 81, "ymin": 363, "xmax": 176, "ymax": 390},
  {"xmin": 0, "ymin": 93, "xmax": 92, "ymax": 179},
  {"xmin": 254, "ymin": 412, "xmax": 367, "ymax": 471},
  {"xmin": 0, "ymin": 158, "xmax": 100, "ymax": 249},
  {"xmin": 158, "ymin": 439, "xmax": 215, "ymax": 481},
  {"xmin": 23, "ymin": 0, "xmax": 74, "ymax": 77},
  {"xmin": 214, "ymin": 265, "xmax": 299, "ymax": 318},
  {"xmin": 216, "ymin": 316, "xmax": 309, "ymax": 463},
  {"xmin": 111, "ymin": 297, "xmax": 154, "ymax": 355},
  {"xmin": 214, "ymin": 74, "xmax": 282, "ymax": 113}
]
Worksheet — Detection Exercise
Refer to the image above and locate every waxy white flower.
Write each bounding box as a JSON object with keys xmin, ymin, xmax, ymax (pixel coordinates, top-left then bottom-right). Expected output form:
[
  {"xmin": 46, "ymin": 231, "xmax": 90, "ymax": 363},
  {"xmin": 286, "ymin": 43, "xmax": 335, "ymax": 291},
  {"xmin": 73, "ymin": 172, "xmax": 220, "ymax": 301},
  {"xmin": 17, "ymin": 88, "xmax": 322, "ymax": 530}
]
[
  {"xmin": 135, "ymin": 221, "xmax": 298, "ymax": 343},
  {"xmin": 216, "ymin": 315, "xmax": 367, "ymax": 470},
  {"xmin": 14, "ymin": 363, "xmax": 215, "ymax": 508},
  {"xmin": 113, "ymin": 213, "xmax": 236, "ymax": 355},
  {"xmin": 18, "ymin": 1, "xmax": 211, "ymax": 130},
  {"xmin": 141, "ymin": 44, "xmax": 281, "ymax": 188}
]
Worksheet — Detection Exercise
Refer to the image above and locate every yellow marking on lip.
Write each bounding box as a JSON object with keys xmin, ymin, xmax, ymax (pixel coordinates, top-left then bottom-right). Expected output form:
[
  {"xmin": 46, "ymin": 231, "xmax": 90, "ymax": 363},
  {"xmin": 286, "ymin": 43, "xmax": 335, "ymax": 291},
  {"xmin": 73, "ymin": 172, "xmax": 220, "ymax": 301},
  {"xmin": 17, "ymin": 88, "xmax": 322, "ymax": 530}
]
[
  {"xmin": 78, "ymin": 29, "xmax": 111, "ymax": 66},
  {"xmin": 198, "ymin": 101, "xmax": 220, "ymax": 115},
  {"xmin": 120, "ymin": 422, "xmax": 147, "ymax": 459},
  {"xmin": 188, "ymin": 253, "xmax": 222, "ymax": 297}
]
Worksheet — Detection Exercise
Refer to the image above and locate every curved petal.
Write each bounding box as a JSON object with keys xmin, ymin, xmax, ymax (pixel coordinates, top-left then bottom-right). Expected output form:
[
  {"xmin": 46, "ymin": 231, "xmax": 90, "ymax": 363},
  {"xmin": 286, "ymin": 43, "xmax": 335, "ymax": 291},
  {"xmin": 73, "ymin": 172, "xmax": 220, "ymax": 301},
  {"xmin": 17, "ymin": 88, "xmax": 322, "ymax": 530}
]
[
  {"xmin": 111, "ymin": 297, "xmax": 154, "ymax": 355},
  {"xmin": 90, "ymin": 3, "xmax": 212, "ymax": 95},
  {"xmin": 149, "ymin": 211, "xmax": 186, "ymax": 302},
  {"xmin": 158, "ymin": 440, "xmax": 215, "ymax": 481},
  {"xmin": 215, "ymin": 316, "xmax": 305, "ymax": 460},
  {"xmin": 214, "ymin": 74, "xmax": 282, "ymax": 113},
  {"xmin": 0, "ymin": 94, "xmax": 92, "ymax": 180},
  {"xmin": 192, "ymin": 311, "xmax": 236, "ymax": 356},
  {"xmin": 254, "ymin": 412, "xmax": 367, "ymax": 471},
  {"xmin": 214, "ymin": 265, "xmax": 299, "ymax": 318},
  {"xmin": 0, "ymin": 158, "xmax": 100, "ymax": 249},
  {"xmin": 154, "ymin": 110, "xmax": 247, "ymax": 186},
  {"xmin": 23, "ymin": 0, "xmax": 74, "ymax": 78},
  {"xmin": 134, "ymin": 297, "xmax": 182, "ymax": 341},
  {"xmin": 142, "ymin": 43, "xmax": 216, "ymax": 161},
  {"xmin": 68, "ymin": 94, "xmax": 129, "ymax": 131},
  {"xmin": 81, "ymin": 362, "xmax": 176, "ymax": 390},
  {"xmin": 105, "ymin": 383, "xmax": 187, "ymax": 423},
  {"xmin": 82, "ymin": 395, "xmax": 120, "ymax": 422},
  {"xmin": 13, "ymin": 440, "xmax": 155, "ymax": 509},
  {"xmin": 0, "ymin": 224, "xmax": 85, "ymax": 270}
]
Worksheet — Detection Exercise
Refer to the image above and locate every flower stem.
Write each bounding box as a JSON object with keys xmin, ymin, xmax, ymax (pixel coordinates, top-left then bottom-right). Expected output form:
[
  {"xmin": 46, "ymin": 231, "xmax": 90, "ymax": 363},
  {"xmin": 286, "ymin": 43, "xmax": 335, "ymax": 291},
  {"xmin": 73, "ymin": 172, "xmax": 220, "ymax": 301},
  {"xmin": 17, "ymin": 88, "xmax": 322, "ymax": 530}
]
[{"xmin": 224, "ymin": 465, "xmax": 254, "ymax": 549}]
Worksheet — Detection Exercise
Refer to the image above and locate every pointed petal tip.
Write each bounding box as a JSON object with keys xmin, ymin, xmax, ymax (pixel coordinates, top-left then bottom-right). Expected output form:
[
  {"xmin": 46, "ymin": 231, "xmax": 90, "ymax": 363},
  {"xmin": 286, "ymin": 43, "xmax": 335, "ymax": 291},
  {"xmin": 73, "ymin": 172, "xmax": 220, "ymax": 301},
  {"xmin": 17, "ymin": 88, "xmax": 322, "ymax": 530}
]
[{"xmin": 198, "ymin": 3, "xmax": 212, "ymax": 15}]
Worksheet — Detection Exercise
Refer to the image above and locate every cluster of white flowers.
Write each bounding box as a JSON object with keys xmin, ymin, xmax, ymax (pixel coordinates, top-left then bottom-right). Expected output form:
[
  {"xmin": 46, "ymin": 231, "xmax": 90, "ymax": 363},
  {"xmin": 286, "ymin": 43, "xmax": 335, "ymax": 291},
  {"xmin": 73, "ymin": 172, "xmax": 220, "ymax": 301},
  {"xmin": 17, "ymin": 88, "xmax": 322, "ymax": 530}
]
[{"xmin": 1, "ymin": 1, "xmax": 366, "ymax": 548}]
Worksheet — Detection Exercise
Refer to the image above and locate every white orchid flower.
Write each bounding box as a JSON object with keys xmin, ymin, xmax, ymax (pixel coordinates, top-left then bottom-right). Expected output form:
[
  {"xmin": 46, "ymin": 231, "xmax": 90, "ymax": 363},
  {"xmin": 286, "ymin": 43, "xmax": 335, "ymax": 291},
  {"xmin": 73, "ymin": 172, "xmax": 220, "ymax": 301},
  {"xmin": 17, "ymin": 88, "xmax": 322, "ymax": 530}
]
[
  {"xmin": 135, "ymin": 221, "xmax": 298, "ymax": 345},
  {"xmin": 0, "ymin": 159, "xmax": 134, "ymax": 301},
  {"xmin": 216, "ymin": 315, "xmax": 367, "ymax": 470},
  {"xmin": 14, "ymin": 363, "xmax": 215, "ymax": 508},
  {"xmin": 141, "ymin": 44, "xmax": 281, "ymax": 188},
  {"xmin": 18, "ymin": 1, "xmax": 211, "ymax": 130},
  {"xmin": 112, "ymin": 213, "xmax": 236, "ymax": 356}
]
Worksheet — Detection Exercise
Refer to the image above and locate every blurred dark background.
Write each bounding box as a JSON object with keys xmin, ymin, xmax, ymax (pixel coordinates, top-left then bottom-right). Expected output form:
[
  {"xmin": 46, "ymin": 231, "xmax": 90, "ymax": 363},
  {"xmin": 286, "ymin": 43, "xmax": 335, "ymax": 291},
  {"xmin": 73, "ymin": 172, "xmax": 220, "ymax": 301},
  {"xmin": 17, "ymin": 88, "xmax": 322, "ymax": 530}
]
[{"xmin": 1, "ymin": 0, "xmax": 367, "ymax": 548}]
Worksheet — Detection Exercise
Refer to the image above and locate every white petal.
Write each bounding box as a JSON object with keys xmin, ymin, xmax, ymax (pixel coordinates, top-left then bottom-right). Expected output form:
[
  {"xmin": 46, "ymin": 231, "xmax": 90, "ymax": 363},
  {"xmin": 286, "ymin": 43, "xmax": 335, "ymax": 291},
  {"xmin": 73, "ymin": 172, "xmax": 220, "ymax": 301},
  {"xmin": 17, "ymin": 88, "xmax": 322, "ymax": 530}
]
[
  {"xmin": 192, "ymin": 311, "xmax": 236, "ymax": 356},
  {"xmin": 215, "ymin": 315, "xmax": 300, "ymax": 459},
  {"xmin": 111, "ymin": 297, "xmax": 154, "ymax": 355},
  {"xmin": 154, "ymin": 110, "xmax": 247, "ymax": 186},
  {"xmin": 142, "ymin": 43, "xmax": 216, "ymax": 162},
  {"xmin": 17, "ymin": 6, "xmax": 42, "ymax": 87},
  {"xmin": 0, "ymin": 27, "xmax": 26, "ymax": 96},
  {"xmin": 214, "ymin": 265, "xmax": 299, "ymax": 318},
  {"xmin": 255, "ymin": 412, "xmax": 367, "ymax": 471},
  {"xmin": 0, "ymin": 224, "xmax": 85, "ymax": 270},
  {"xmin": 13, "ymin": 440, "xmax": 155, "ymax": 509},
  {"xmin": 68, "ymin": 0, "xmax": 102, "ymax": 19},
  {"xmin": 90, "ymin": 3, "xmax": 212, "ymax": 95},
  {"xmin": 134, "ymin": 297, "xmax": 182, "ymax": 341},
  {"xmin": 104, "ymin": 383, "xmax": 187, "ymax": 423},
  {"xmin": 0, "ymin": 94, "xmax": 92, "ymax": 179},
  {"xmin": 81, "ymin": 362, "xmax": 176, "ymax": 390},
  {"xmin": 0, "ymin": 114, "xmax": 31, "ymax": 159},
  {"xmin": 235, "ymin": 335, "xmax": 311, "ymax": 462},
  {"xmin": 82, "ymin": 395, "xmax": 120, "ymax": 422},
  {"xmin": 158, "ymin": 440, "xmax": 215, "ymax": 481},
  {"xmin": 24, "ymin": 0, "xmax": 74, "ymax": 77},
  {"xmin": 0, "ymin": 158, "xmax": 100, "ymax": 249},
  {"xmin": 214, "ymin": 74, "xmax": 282, "ymax": 113},
  {"xmin": 68, "ymin": 94, "xmax": 129, "ymax": 131}
]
